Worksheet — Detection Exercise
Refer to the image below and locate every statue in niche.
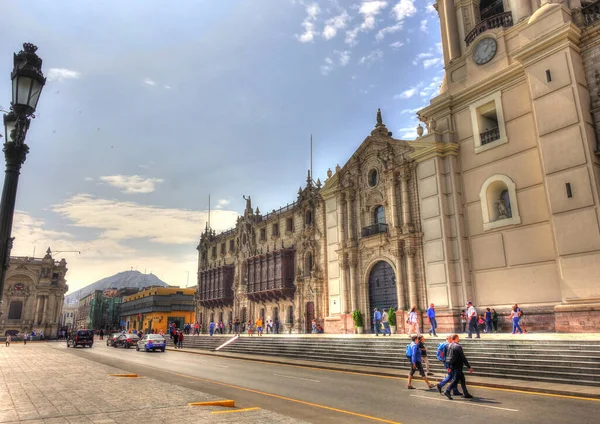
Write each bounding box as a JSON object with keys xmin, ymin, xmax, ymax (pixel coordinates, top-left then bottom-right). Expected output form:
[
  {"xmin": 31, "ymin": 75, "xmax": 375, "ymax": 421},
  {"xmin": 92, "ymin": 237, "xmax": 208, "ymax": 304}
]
[{"xmin": 496, "ymin": 190, "xmax": 512, "ymax": 219}]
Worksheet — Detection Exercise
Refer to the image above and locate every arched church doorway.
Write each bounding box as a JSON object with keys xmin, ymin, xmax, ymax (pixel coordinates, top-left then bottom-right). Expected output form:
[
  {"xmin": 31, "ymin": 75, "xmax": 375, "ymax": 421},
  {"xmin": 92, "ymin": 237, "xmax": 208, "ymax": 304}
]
[{"xmin": 368, "ymin": 261, "xmax": 398, "ymax": 331}]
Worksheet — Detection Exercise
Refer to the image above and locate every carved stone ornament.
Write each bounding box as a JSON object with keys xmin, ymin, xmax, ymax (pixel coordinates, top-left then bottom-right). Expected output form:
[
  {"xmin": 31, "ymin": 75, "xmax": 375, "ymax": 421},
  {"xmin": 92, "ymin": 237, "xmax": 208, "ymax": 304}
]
[
  {"xmin": 416, "ymin": 124, "xmax": 424, "ymax": 137},
  {"xmin": 404, "ymin": 246, "xmax": 417, "ymax": 257}
]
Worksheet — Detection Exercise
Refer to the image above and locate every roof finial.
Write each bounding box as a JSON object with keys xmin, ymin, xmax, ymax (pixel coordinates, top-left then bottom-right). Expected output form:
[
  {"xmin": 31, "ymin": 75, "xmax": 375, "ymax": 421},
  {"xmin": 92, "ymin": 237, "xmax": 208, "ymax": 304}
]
[{"xmin": 376, "ymin": 108, "xmax": 383, "ymax": 126}]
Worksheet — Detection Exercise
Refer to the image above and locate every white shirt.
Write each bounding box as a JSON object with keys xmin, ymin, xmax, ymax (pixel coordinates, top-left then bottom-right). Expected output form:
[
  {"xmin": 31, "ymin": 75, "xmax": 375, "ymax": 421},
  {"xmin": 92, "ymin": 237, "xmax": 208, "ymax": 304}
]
[
  {"xmin": 467, "ymin": 305, "xmax": 477, "ymax": 320},
  {"xmin": 408, "ymin": 311, "xmax": 417, "ymax": 323}
]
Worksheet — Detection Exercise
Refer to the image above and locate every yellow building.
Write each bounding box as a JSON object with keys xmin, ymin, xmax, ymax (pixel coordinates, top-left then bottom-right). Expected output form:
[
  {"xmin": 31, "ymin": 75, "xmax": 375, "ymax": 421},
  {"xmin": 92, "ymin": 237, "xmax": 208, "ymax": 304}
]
[{"xmin": 120, "ymin": 287, "xmax": 195, "ymax": 333}]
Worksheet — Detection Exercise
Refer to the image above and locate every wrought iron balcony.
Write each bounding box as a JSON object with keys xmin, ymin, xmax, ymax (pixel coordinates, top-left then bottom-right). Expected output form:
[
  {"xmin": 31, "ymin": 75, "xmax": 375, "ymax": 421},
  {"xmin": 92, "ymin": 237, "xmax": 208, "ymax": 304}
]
[
  {"xmin": 361, "ymin": 223, "xmax": 388, "ymax": 238},
  {"xmin": 583, "ymin": 1, "xmax": 600, "ymax": 26},
  {"xmin": 480, "ymin": 127, "xmax": 500, "ymax": 145},
  {"xmin": 465, "ymin": 12, "xmax": 513, "ymax": 46}
]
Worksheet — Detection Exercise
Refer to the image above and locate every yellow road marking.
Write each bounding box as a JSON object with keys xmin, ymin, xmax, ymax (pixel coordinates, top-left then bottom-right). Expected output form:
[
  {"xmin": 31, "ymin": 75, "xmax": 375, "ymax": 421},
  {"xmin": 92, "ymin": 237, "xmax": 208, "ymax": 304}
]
[
  {"xmin": 211, "ymin": 407, "xmax": 261, "ymax": 414},
  {"xmin": 108, "ymin": 373, "xmax": 138, "ymax": 378},
  {"xmin": 165, "ymin": 370, "xmax": 401, "ymax": 423},
  {"xmin": 188, "ymin": 400, "xmax": 235, "ymax": 407},
  {"xmin": 170, "ymin": 349, "xmax": 600, "ymax": 402}
]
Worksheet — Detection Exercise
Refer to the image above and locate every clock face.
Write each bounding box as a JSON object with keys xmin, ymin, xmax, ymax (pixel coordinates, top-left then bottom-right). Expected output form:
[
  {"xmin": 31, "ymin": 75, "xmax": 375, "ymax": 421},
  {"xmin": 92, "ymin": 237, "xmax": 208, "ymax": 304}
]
[{"xmin": 472, "ymin": 38, "xmax": 497, "ymax": 65}]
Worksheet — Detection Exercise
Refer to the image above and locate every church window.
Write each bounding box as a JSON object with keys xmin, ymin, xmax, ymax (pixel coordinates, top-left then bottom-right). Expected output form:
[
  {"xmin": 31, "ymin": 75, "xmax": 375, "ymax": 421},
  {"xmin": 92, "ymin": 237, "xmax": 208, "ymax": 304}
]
[
  {"xmin": 479, "ymin": 174, "xmax": 521, "ymax": 231},
  {"xmin": 368, "ymin": 169, "xmax": 379, "ymax": 187},
  {"xmin": 260, "ymin": 228, "xmax": 266, "ymax": 241},
  {"xmin": 305, "ymin": 210, "xmax": 313, "ymax": 226},
  {"xmin": 374, "ymin": 205, "xmax": 386, "ymax": 225},
  {"xmin": 480, "ymin": 0, "xmax": 504, "ymax": 21},
  {"xmin": 286, "ymin": 217, "xmax": 294, "ymax": 232},
  {"xmin": 221, "ymin": 243, "xmax": 226, "ymax": 255},
  {"xmin": 287, "ymin": 306, "xmax": 294, "ymax": 324},
  {"xmin": 470, "ymin": 92, "xmax": 507, "ymax": 153},
  {"xmin": 229, "ymin": 239, "xmax": 234, "ymax": 251},
  {"xmin": 566, "ymin": 183, "xmax": 573, "ymax": 198},
  {"xmin": 305, "ymin": 252, "xmax": 313, "ymax": 274},
  {"xmin": 8, "ymin": 301, "xmax": 22, "ymax": 320},
  {"xmin": 272, "ymin": 223, "xmax": 280, "ymax": 237},
  {"xmin": 212, "ymin": 246, "xmax": 217, "ymax": 258}
]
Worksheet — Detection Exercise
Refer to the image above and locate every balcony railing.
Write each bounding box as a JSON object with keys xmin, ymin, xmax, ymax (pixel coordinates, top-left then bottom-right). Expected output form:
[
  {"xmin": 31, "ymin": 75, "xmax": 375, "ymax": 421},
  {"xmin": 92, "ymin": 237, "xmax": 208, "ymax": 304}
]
[
  {"xmin": 583, "ymin": 1, "xmax": 600, "ymax": 26},
  {"xmin": 465, "ymin": 12, "xmax": 513, "ymax": 46},
  {"xmin": 361, "ymin": 223, "xmax": 388, "ymax": 238},
  {"xmin": 480, "ymin": 127, "xmax": 500, "ymax": 145}
]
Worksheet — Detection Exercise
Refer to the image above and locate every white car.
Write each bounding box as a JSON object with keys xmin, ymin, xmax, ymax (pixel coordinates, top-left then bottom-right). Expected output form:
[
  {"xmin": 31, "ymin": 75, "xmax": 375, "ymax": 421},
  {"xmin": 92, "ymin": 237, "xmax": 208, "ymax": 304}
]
[{"xmin": 136, "ymin": 334, "xmax": 166, "ymax": 352}]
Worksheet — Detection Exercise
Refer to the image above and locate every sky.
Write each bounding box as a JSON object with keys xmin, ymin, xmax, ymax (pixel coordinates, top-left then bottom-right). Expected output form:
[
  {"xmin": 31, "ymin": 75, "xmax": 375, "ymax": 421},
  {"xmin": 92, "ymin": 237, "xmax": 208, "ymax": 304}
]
[{"xmin": 0, "ymin": 0, "xmax": 442, "ymax": 293}]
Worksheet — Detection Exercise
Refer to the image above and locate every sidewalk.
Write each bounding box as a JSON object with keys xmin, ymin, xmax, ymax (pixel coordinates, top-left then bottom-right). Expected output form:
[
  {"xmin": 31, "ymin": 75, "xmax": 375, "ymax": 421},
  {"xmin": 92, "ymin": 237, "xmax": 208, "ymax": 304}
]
[
  {"xmin": 0, "ymin": 344, "xmax": 306, "ymax": 423},
  {"xmin": 167, "ymin": 345, "xmax": 600, "ymax": 400}
]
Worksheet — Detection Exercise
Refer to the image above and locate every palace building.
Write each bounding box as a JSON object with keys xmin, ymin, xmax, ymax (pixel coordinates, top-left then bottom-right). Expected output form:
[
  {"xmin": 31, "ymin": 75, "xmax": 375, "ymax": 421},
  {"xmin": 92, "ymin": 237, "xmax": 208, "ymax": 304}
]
[
  {"xmin": 1, "ymin": 248, "xmax": 68, "ymax": 338},
  {"xmin": 196, "ymin": 1, "xmax": 600, "ymax": 333}
]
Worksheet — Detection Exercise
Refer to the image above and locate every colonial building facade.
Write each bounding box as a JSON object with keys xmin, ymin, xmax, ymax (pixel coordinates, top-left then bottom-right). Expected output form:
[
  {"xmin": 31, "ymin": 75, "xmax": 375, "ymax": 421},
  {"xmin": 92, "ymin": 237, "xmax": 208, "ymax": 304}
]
[
  {"xmin": 1, "ymin": 249, "xmax": 68, "ymax": 338},
  {"xmin": 197, "ymin": 1, "xmax": 600, "ymax": 333}
]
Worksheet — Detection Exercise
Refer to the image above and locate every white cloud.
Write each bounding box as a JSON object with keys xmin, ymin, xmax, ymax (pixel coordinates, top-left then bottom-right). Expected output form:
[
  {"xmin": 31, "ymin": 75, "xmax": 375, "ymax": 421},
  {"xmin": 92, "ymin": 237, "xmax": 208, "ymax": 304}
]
[
  {"xmin": 394, "ymin": 86, "xmax": 420, "ymax": 99},
  {"xmin": 99, "ymin": 175, "xmax": 164, "ymax": 194},
  {"xmin": 412, "ymin": 52, "xmax": 434, "ymax": 65},
  {"xmin": 144, "ymin": 78, "xmax": 156, "ymax": 86},
  {"xmin": 376, "ymin": 23, "xmax": 403, "ymax": 41},
  {"xmin": 84, "ymin": 177, "xmax": 93, "ymax": 182},
  {"xmin": 420, "ymin": 19, "xmax": 428, "ymax": 33},
  {"xmin": 164, "ymin": 85, "xmax": 172, "ymax": 89},
  {"xmin": 47, "ymin": 68, "xmax": 81, "ymax": 82},
  {"xmin": 397, "ymin": 126, "xmax": 419, "ymax": 139},
  {"xmin": 426, "ymin": 3, "xmax": 437, "ymax": 15},
  {"xmin": 423, "ymin": 57, "xmax": 442, "ymax": 69},
  {"xmin": 392, "ymin": 0, "xmax": 417, "ymax": 21},
  {"xmin": 335, "ymin": 50, "xmax": 351, "ymax": 66},
  {"xmin": 297, "ymin": 3, "xmax": 321, "ymax": 43},
  {"xmin": 389, "ymin": 41, "xmax": 405, "ymax": 48},
  {"xmin": 323, "ymin": 11, "xmax": 350, "ymax": 40},
  {"xmin": 401, "ymin": 106, "xmax": 426, "ymax": 115},
  {"xmin": 320, "ymin": 57, "xmax": 334, "ymax": 75},
  {"xmin": 419, "ymin": 72, "xmax": 444, "ymax": 99},
  {"xmin": 359, "ymin": 49, "xmax": 384, "ymax": 65},
  {"xmin": 346, "ymin": 1, "xmax": 388, "ymax": 45}
]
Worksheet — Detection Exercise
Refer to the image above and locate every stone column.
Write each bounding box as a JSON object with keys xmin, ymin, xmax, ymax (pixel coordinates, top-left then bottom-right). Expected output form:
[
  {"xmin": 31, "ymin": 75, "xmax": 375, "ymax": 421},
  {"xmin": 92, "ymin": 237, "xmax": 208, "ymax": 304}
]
[
  {"xmin": 349, "ymin": 256, "xmax": 359, "ymax": 312},
  {"xmin": 346, "ymin": 191, "xmax": 356, "ymax": 243},
  {"xmin": 400, "ymin": 169, "xmax": 413, "ymax": 233},
  {"xmin": 405, "ymin": 245, "xmax": 418, "ymax": 309},
  {"xmin": 337, "ymin": 193, "xmax": 346, "ymax": 248},
  {"xmin": 340, "ymin": 255, "xmax": 350, "ymax": 314},
  {"xmin": 393, "ymin": 248, "xmax": 406, "ymax": 310},
  {"xmin": 386, "ymin": 172, "xmax": 399, "ymax": 229},
  {"xmin": 508, "ymin": 0, "xmax": 533, "ymax": 23},
  {"xmin": 41, "ymin": 296, "xmax": 48, "ymax": 325},
  {"xmin": 34, "ymin": 296, "xmax": 42, "ymax": 324},
  {"xmin": 443, "ymin": 0, "xmax": 461, "ymax": 61}
]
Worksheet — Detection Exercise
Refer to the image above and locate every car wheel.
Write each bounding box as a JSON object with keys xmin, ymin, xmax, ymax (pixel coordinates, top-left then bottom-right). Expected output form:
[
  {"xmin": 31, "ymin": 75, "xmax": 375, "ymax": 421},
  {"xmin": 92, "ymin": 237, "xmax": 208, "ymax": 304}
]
[
  {"xmin": 89, "ymin": 344, "xmax": 93, "ymax": 348},
  {"xmin": 145, "ymin": 348, "xmax": 149, "ymax": 352},
  {"xmin": 126, "ymin": 345, "xmax": 130, "ymax": 349},
  {"xmin": 161, "ymin": 349, "xmax": 165, "ymax": 352},
  {"xmin": 136, "ymin": 345, "xmax": 140, "ymax": 351}
]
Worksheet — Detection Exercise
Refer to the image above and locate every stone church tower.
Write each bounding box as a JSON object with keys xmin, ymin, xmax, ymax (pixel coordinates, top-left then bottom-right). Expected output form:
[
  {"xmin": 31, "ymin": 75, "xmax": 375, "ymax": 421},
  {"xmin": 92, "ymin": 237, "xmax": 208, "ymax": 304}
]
[{"xmin": 415, "ymin": 0, "xmax": 600, "ymax": 330}]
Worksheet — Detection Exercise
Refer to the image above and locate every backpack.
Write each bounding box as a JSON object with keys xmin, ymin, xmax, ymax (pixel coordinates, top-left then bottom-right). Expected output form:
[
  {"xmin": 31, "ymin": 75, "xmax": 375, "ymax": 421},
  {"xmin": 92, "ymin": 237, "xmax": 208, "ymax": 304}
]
[
  {"xmin": 405, "ymin": 344, "xmax": 413, "ymax": 359},
  {"xmin": 436, "ymin": 342, "xmax": 448, "ymax": 362}
]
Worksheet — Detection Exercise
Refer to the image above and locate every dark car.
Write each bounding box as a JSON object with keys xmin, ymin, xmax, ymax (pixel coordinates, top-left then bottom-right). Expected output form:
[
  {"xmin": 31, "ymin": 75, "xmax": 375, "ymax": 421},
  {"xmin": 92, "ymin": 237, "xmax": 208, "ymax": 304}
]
[
  {"xmin": 67, "ymin": 329, "xmax": 94, "ymax": 348},
  {"xmin": 113, "ymin": 333, "xmax": 139, "ymax": 349},
  {"xmin": 136, "ymin": 334, "xmax": 166, "ymax": 352},
  {"xmin": 106, "ymin": 333, "xmax": 121, "ymax": 347}
]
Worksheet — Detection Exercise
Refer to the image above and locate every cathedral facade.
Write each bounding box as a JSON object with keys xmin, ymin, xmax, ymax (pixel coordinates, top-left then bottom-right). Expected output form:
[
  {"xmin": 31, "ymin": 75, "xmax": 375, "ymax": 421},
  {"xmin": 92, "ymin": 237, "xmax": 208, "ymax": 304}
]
[
  {"xmin": 196, "ymin": 1, "xmax": 600, "ymax": 333},
  {"xmin": 1, "ymin": 249, "xmax": 69, "ymax": 338}
]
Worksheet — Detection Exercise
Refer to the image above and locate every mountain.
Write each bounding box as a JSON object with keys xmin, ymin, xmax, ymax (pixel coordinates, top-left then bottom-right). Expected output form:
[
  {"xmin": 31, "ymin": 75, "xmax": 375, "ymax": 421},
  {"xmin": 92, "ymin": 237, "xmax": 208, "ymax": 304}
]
[{"xmin": 64, "ymin": 270, "xmax": 171, "ymax": 304}]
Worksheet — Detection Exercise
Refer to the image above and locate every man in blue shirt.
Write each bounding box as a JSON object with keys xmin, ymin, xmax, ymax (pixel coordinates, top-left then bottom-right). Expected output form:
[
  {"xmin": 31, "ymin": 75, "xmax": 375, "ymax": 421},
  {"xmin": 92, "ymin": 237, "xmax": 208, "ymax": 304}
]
[
  {"xmin": 373, "ymin": 308, "xmax": 382, "ymax": 336},
  {"xmin": 427, "ymin": 303, "xmax": 438, "ymax": 337},
  {"xmin": 407, "ymin": 335, "xmax": 436, "ymax": 390}
]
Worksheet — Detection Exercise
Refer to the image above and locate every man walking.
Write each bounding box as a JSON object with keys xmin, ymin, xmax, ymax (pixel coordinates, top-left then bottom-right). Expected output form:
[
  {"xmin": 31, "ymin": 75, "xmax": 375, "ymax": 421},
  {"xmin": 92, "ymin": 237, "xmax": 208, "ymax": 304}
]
[
  {"xmin": 407, "ymin": 335, "xmax": 435, "ymax": 390},
  {"xmin": 466, "ymin": 301, "xmax": 480, "ymax": 339},
  {"xmin": 436, "ymin": 336, "xmax": 462, "ymax": 396},
  {"xmin": 444, "ymin": 334, "xmax": 474, "ymax": 400},
  {"xmin": 5, "ymin": 334, "xmax": 11, "ymax": 347},
  {"xmin": 427, "ymin": 303, "xmax": 437, "ymax": 337},
  {"xmin": 373, "ymin": 308, "xmax": 382, "ymax": 336},
  {"xmin": 256, "ymin": 317, "xmax": 263, "ymax": 336},
  {"xmin": 209, "ymin": 320, "xmax": 215, "ymax": 336},
  {"xmin": 381, "ymin": 309, "xmax": 391, "ymax": 336}
]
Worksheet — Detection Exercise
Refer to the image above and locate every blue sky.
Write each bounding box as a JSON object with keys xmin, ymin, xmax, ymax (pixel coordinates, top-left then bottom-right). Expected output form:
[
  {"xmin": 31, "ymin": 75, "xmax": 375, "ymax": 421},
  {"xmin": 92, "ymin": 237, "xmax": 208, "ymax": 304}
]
[{"xmin": 0, "ymin": 0, "xmax": 442, "ymax": 292}]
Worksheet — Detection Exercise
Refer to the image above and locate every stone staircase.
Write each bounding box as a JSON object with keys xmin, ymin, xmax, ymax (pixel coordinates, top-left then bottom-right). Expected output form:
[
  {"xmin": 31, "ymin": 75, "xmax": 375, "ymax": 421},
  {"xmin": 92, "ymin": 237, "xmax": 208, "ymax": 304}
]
[{"xmin": 168, "ymin": 336, "xmax": 600, "ymax": 387}]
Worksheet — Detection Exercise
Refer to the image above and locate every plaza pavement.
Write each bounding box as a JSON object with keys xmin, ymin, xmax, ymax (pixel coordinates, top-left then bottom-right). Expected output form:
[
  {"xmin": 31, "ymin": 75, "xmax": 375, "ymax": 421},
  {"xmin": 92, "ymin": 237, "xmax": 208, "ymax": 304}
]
[{"xmin": 0, "ymin": 343, "xmax": 307, "ymax": 424}]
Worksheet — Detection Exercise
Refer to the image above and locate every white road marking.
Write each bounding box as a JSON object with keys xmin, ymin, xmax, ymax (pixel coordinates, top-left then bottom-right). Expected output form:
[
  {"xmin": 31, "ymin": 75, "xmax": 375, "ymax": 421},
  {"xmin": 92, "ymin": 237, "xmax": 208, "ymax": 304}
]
[
  {"xmin": 410, "ymin": 395, "xmax": 519, "ymax": 412},
  {"xmin": 273, "ymin": 373, "xmax": 320, "ymax": 383},
  {"xmin": 211, "ymin": 364, "xmax": 229, "ymax": 368}
]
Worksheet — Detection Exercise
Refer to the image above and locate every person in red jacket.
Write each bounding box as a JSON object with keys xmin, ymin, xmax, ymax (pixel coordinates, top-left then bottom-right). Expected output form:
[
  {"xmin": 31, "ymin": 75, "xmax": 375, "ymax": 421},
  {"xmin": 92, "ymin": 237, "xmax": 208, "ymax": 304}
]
[{"xmin": 177, "ymin": 330, "xmax": 184, "ymax": 349}]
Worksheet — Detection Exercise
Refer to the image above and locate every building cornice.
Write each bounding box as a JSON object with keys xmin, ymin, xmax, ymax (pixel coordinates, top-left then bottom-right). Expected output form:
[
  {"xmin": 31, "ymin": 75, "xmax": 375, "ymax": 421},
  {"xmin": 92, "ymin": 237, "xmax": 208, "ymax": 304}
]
[
  {"xmin": 511, "ymin": 22, "xmax": 582, "ymax": 66},
  {"xmin": 407, "ymin": 140, "xmax": 459, "ymax": 162}
]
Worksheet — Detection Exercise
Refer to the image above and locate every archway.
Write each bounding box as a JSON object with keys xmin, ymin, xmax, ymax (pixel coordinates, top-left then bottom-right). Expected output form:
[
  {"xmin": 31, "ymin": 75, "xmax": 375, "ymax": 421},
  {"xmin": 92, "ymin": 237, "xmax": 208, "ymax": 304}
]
[{"xmin": 368, "ymin": 261, "xmax": 398, "ymax": 330}]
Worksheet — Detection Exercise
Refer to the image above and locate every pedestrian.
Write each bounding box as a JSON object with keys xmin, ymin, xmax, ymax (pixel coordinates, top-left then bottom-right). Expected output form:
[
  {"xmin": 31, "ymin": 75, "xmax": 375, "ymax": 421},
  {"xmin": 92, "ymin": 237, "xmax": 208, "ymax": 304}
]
[
  {"xmin": 444, "ymin": 334, "xmax": 474, "ymax": 400},
  {"xmin": 5, "ymin": 334, "xmax": 11, "ymax": 347},
  {"xmin": 484, "ymin": 308, "xmax": 493, "ymax": 333},
  {"xmin": 172, "ymin": 330, "xmax": 179, "ymax": 347},
  {"xmin": 407, "ymin": 335, "xmax": 435, "ymax": 390},
  {"xmin": 515, "ymin": 304, "xmax": 528, "ymax": 333},
  {"xmin": 492, "ymin": 309, "xmax": 498, "ymax": 332},
  {"xmin": 373, "ymin": 308, "xmax": 382, "ymax": 336},
  {"xmin": 194, "ymin": 322, "xmax": 200, "ymax": 335},
  {"xmin": 406, "ymin": 306, "xmax": 420, "ymax": 337},
  {"xmin": 418, "ymin": 335, "xmax": 434, "ymax": 376},
  {"xmin": 268, "ymin": 320, "xmax": 274, "ymax": 334},
  {"xmin": 435, "ymin": 335, "xmax": 462, "ymax": 396},
  {"xmin": 209, "ymin": 320, "xmax": 215, "ymax": 336},
  {"xmin": 460, "ymin": 310, "xmax": 467, "ymax": 333},
  {"xmin": 274, "ymin": 318, "xmax": 279, "ymax": 334},
  {"xmin": 466, "ymin": 302, "xmax": 480, "ymax": 339},
  {"xmin": 426, "ymin": 303, "xmax": 437, "ymax": 337},
  {"xmin": 256, "ymin": 317, "xmax": 263, "ymax": 336},
  {"xmin": 510, "ymin": 305, "xmax": 523, "ymax": 334},
  {"xmin": 381, "ymin": 308, "xmax": 391, "ymax": 336},
  {"xmin": 219, "ymin": 321, "xmax": 224, "ymax": 334},
  {"xmin": 247, "ymin": 320, "xmax": 253, "ymax": 336},
  {"xmin": 23, "ymin": 333, "xmax": 28, "ymax": 345},
  {"xmin": 312, "ymin": 319, "xmax": 317, "ymax": 334},
  {"xmin": 177, "ymin": 330, "xmax": 184, "ymax": 349},
  {"xmin": 99, "ymin": 329, "xmax": 104, "ymax": 340}
]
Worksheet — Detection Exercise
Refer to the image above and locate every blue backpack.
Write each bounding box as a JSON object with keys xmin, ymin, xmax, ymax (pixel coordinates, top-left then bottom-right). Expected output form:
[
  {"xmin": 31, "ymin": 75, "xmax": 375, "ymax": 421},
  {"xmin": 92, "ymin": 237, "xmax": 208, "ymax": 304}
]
[
  {"xmin": 436, "ymin": 342, "xmax": 448, "ymax": 362},
  {"xmin": 405, "ymin": 343, "xmax": 413, "ymax": 359}
]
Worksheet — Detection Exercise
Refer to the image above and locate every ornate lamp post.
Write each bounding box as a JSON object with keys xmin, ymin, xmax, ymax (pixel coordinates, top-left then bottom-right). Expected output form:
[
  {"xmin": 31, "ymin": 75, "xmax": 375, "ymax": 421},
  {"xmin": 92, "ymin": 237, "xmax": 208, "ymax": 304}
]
[{"xmin": 0, "ymin": 43, "xmax": 46, "ymax": 315}]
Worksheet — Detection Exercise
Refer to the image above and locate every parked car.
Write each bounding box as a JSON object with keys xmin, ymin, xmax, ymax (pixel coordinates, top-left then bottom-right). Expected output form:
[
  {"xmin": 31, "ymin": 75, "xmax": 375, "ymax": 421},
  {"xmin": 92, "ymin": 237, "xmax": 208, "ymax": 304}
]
[
  {"xmin": 67, "ymin": 329, "xmax": 94, "ymax": 348},
  {"xmin": 106, "ymin": 333, "xmax": 121, "ymax": 346},
  {"xmin": 136, "ymin": 334, "xmax": 166, "ymax": 352},
  {"xmin": 113, "ymin": 333, "xmax": 139, "ymax": 349}
]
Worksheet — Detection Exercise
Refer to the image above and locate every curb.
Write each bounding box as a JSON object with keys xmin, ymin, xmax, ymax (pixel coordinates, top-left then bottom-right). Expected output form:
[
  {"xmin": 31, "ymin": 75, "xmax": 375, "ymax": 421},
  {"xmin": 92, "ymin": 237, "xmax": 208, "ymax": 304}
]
[{"xmin": 166, "ymin": 347, "xmax": 600, "ymax": 400}]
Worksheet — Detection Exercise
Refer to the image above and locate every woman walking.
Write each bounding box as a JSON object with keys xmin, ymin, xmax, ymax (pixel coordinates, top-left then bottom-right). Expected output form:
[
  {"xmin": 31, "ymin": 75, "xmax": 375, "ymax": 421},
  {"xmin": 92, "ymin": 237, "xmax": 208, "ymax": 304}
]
[
  {"xmin": 5, "ymin": 334, "xmax": 11, "ymax": 347},
  {"xmin": 460, "ymin": 310, "xmax": 467, "ymax": 333},
  {"xmin": 510, "ymin": 306, "xmax": 523, "ymax": 334},
  {"xmin": 173, "ymin": 330, "xmax": 179, "ymax": 348},
  {"xmin": 492, "ymin": 309, "xmax": 498, "ymax": 332},
  {"xmin": 484, "ymin": 308, "xmax": 493, "ymax": 333},
  {"xmin": 407, "ymin": 306, "xmax": 419, "ymax": 337}
]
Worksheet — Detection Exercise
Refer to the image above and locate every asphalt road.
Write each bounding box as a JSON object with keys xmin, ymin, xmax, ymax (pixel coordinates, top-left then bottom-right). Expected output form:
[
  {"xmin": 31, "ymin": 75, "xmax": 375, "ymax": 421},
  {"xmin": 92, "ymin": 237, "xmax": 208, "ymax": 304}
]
[{"xmin": 54, "ymin": 339, "xmax": 600, "ymax": 424}]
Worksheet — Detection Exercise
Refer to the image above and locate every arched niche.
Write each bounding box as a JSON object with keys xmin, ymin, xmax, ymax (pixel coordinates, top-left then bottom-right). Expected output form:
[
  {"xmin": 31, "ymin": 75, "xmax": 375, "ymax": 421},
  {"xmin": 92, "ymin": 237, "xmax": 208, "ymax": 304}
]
[{"xmin": 479, "ymin": 174, "xmax": 521, "ymax": 231}]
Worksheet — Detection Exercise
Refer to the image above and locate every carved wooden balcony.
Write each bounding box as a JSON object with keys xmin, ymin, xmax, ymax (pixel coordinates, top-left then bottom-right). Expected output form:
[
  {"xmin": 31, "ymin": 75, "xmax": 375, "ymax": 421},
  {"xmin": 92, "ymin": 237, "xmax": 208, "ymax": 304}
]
[
  {"xmin": 583, "ymin": 1, "xmax": 600, "ymax": 26},
  {"xmin": 465, "ymin": 12, "xmax": 513, "ymax": 46},
  {"xmin": 480, "ymin": 127, "xmax": 500, "ymax": 145},
  {"xmin": 361, "ymin": 223, "xmax": 388, "ymax": 238}
]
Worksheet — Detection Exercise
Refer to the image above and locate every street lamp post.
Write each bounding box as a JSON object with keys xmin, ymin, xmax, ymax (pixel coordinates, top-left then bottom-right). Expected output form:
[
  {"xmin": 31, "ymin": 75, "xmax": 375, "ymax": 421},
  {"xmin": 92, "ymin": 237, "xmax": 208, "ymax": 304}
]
[{"xmin": 0, "ymin": 43, "xmax": 46, "ymax": 315}]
